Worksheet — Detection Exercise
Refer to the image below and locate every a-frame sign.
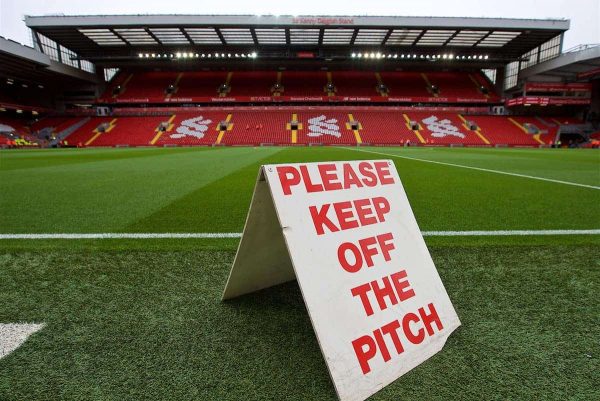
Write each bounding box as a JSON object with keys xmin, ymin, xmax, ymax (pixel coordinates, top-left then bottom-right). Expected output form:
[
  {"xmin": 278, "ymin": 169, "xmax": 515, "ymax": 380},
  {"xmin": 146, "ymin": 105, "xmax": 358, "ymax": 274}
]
[{"xmin": 223, "ymin": 160, "xmax": 460, "ymax": 401}]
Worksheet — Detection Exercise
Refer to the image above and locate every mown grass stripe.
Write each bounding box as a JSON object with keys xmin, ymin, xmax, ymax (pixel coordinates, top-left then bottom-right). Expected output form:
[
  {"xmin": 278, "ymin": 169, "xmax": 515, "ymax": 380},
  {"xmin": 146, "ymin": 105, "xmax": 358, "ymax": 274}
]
[
  {"xmin": 1, "ymin": 230, "xmax": 598, "ymax": 239},
  {"xmin": 346, "ymin": 147, "xmax": 600, "ymax": 190}
]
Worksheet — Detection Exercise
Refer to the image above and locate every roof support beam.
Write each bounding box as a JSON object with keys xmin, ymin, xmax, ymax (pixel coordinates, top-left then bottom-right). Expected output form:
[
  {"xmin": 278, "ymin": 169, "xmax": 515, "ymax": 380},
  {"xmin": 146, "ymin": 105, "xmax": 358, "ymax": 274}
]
[
  {"xmin": 250, "ymin": 28, "xmax": 258, "ymax": 46},
  {"xmin": 412, "ymin": 30, "xmax": 426, "ymax": 46},
  {"xmin": 318, "ymin": 28, "xmax": 324, "ymax": 46},
  {"xmin": 285, "ymin": 28, "xmax": 291, "ymax": 46},
  {"xmin": 31, "ymin": 30, "xmax": 43, "ymax": 52},
  {"xmin": 180, "ymin": 28, "xmax": 194, "ymax": 45},
  {"xmin": 350, "ymin": 28, "xmax": 359, "ymax": 46},
  {"xmin": 214, "ymin": 28, "xmax": 226, "ymax": 45},
  {"xmin": 473, "ymin": 31, "xmax": 492, "ymax": 47},
  {"xmin": 109, "ymin": 28, "xmax": 130, "ymax": 46},
  {"xmin": 144, "ymin": 28, "xmax": 162, "ymax": 45},
  {"xmin": 382, "ymin": 28, "xmax": 393, "ymax": 45},
  {"xmin": 442, "ymin": 30, "xmax": 460, "ymax": 46}
]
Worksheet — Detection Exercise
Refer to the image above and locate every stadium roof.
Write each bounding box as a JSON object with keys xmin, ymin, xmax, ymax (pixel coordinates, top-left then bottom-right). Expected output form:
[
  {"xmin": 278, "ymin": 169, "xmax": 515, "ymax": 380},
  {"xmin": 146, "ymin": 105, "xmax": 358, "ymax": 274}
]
[
  {"xmin": 0, "ymin": 36, "xmax": 99, "ymax": 85},
  {"xmin": 25, "ymin": 15, "xmax": 569, "ymax": 67},
  {"xmin": 519, "ymin": 44, "xmax": 600, "ymax": 82}
]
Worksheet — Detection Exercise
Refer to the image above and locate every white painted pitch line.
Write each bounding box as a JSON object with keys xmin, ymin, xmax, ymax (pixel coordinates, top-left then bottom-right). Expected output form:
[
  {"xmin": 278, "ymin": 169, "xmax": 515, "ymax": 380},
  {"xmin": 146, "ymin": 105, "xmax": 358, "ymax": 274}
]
[
  {"xmin": 0, "ymin": 323, "xmax": 45, "ymax": 360},
  {"xmin": 0, "ymin": 233, "xmax": 242, "ymax": 239},
  {"xmin": 343, "ymin": 147, "xmax": 600, "ymax": 190},
  {"xmin": 422, "ymin": 229, "xmax": 600, "ymax": 236},
  {"xmin": 1, "ymin": 230, "xmax": 599, "ymax": 240}
]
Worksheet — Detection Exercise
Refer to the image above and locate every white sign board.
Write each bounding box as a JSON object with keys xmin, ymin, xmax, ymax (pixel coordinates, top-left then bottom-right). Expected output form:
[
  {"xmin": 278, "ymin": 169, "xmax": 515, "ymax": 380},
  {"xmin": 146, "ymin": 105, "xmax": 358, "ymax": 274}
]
[{"xmin": 223, "ymin": 160, "xmax": 460, "ymax": 401}]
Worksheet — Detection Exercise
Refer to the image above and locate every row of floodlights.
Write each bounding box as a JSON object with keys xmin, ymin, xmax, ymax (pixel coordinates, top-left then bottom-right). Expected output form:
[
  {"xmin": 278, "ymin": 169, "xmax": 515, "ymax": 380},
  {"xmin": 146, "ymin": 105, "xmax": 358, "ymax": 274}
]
[
  {"xmin": 351, "ymin": 53, "xmax": 489, "ymax": 60},
  {"xmin": 138, "ymin": 52, "xmax": 258, "ymax": 59},
  {"xmin": 0, "ymin": 108, "xmax": 39, "ymax": 115},
  {"xmin": 6, "ymin": 78, "xmax": 43, "ymax": 89}
]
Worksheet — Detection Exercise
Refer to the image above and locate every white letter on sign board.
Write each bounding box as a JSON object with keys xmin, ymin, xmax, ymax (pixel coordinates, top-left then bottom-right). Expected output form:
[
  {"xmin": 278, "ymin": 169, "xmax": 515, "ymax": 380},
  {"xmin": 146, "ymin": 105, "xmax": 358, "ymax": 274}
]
[{"xmin": 222, "ymin": 160, "xmax": 460, "ymax": 401}]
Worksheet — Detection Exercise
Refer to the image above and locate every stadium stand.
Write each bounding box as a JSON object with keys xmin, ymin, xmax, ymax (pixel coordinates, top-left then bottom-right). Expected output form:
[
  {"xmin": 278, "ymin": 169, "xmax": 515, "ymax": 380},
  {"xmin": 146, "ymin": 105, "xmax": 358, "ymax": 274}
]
[
  {"xmin": 116, "ymin": 71, "xmax": 176, "ymax": 102},
  {"xmin": 155, "ymin": 112, "xmax": 229, "ymax": 146},
  {"xmin": 65, "ymin": 116, "xmax": 170, "ymax": 146},
  {"xmin": 426, "ymin": 72, "xmax": 493, "ymax": 100},
  {"xmin": 230, "ymin": 71, "xmax": 278, "ymax": 97},
  {"xmin": 0, "ymin": 116, "xmax": 29, "ymax": 135},
  {"xmin": 55, "ymin": 110, "xmax": 589, "ymax": 147},
  {"xmin": 294, "ymin": 110, "xmax": 360, "ymax": 145},
  {"xmin": 272, "ymin": 71, "xmax": 328, "ymax": 98},
  {"xmin": 99, "ymin": 72, "xmax": 131, "ymax": 102},
  {"xmin": 219, "ymin": 110, "xmax": 287, "ymax": 145},
  {"xmin": 405, "ymin": 112, "xmax": 488, "ymax": 145},
  {"xmin": 465, "ymin": 115, "xmax": 540, "ymax": 146},
  {"xmin": 1, "ymin": 15, "xmax": 591, "ymax": 150},
  {"xmin": 169, "ymin": 71, "xmax": 228, "ymax": 99},
  {"xmin": 0, "ymin": 134, "xmax": 11, "ymax": 147},
  {"xmin": 350, "ymin": 111, "xmax": 417, "ymax": 145},
  {"xmin": 65, "ymin": 117, "xmax": 116, "ymax": 146},
  {"xmin": 31, "ymin": 117, "xmax": 85, "ymax": 137},
  {"xmin": 511, "ymin": 116, "xmax": 558, "ymax": 145},
  {"xmin": 92, "ymin": 116, "xmax": 167, "ymax": 147},
  {"xmin": 379, "ymin": 71, "xmax": 431, "ymax": 98},
  {"xmin": 99, "ymin": 70, "xmax": 499, "ymax": 103},
  {"xmin": 331, "ymin": 72, "xmax": 378, "ymax": 97},
  {"xmin": 549, "ymin": 117, "xmax": 584, "ymax": 125},
  {"xmin": 0, "ymin": 116, "xmax": 44, "ymax": 147}
]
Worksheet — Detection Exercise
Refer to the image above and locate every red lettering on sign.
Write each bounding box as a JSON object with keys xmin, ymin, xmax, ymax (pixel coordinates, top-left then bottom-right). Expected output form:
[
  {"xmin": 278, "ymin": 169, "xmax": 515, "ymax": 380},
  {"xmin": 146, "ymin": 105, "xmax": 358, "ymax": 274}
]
[
  {"xmin": 335, "ymin": 201, "xmax": 359, "ymax": 231},
  {"xmin": 339, "ymin": 233, "xmax": 396, "ymax": 274},
  {"xmin": 419, "ymin": 303, "xmax": 444, "ymax": 336},
  {"xmin": 351, "ymin": 269, "xmax": 414, "ymax": 316},
  {"xmin": 373, "ymin": 328, "xmax": 391, "ymax": 363},
  {"xmin": 300, "ymin": 165, "xmax": 324, "ymax": 193},
  {"xmin": 309, "ymin": 204, "xmax": 339, "ymax": 235},
  {"xmin": 343, "ymin": 163, "xmax": 363, "ymax": 189},
  {"xmin": 351, "ymin": 283, "xmax": 373, "ymax": 315},
  {"xmin": 381, "ymin": 320, "xmax": 404, "ymax": 355},
  {"xmin": 358, "ymin": 162, "xmax": 377, "ymax": 187},
  {"xmin": 353, "ymin": 198, "xmax": 377, "ymax": 226},
  {"xmin": 275, "ymin": 162, "xmax": 394, "ymax": 195},
  {"xmin": 352, "ymin": 335, "xmax": 377, "ymax": 374},
  {"xmin": 351, "ymin": 302, "xmax": 444, "ymax": 375},
  {"xmin": 402, "ymin": 312, "xmax": 425, "ymax": 344},
  {"xmin": 390, "ymin": 270, "xmax": 416, "ymax": 301},
  {"xmin": 309, "ymin": 197, "xmax": 391, "ymax": 236},
  {"xmin": 359, "ymin": 236, "xmax": 379, "ymax": 267},
  {"xmin": 277, "ymin": 166, "xmax": 301, "ymax": 195},
  {"xmin": 373, "ymin": 197, "xmax": 390, "ymax": 222},
  {"xmin": 376, "ymin": 232, "xmax": 395, "ymax": 262},
  {"xmin": 318, "ymin": 163, "xmax": 343, "ymax": 191},
  {"xmin": 371, "ymin": 276, "xmax": 398, "ymax": 311},
  {"xmin": 374, "ymin": 161, "xmax": 395, "ymax": 185},
  {"xmin": 338, "ymin": 242, "xmax": 363, "ymax": 273}
]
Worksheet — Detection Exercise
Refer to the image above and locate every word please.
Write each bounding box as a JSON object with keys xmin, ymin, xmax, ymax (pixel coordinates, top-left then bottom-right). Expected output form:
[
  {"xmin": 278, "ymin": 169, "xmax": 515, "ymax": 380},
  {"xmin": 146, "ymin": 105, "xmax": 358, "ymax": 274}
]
[{"xmin": 277, "ymin": 161, "xmax": 395, "ymax": 196}]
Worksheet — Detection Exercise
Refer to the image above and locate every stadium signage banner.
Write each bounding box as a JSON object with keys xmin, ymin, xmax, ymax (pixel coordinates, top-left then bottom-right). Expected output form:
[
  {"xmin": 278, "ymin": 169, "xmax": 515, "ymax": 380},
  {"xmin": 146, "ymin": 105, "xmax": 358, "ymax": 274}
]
[
  {"xmin": 577, "ymin": 67, "xmax": 600, "ymax": 80},
  {"xmin": 524, "ymin": 82, "xmax": 592, "ymax": 93},
  {"xmin": 505, "ymin": 96, "xmax": 592, "ymax": 107},
  {"xmin": 105, "ymin": 95, "xmax": 494, "ymax": 105},
  {"xmin": 223, "ymin": 160, "xmax": 460, "ymax": 401}
]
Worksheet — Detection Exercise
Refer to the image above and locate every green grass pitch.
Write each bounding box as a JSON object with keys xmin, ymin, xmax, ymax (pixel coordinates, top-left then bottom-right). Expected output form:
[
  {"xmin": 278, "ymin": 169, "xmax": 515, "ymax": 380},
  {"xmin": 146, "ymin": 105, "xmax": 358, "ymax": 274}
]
[{"xmin": 0, "ymin": 146, "xmax": 599, "ymax": 400}]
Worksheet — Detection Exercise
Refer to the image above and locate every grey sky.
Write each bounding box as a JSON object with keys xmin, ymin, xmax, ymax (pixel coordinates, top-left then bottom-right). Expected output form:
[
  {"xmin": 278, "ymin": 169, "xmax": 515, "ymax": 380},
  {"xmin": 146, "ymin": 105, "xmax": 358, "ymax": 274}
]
[{"xmin": 1, "ymin": 0, "xmax": 598, "ymax": 51}]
